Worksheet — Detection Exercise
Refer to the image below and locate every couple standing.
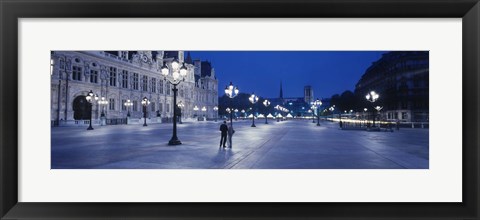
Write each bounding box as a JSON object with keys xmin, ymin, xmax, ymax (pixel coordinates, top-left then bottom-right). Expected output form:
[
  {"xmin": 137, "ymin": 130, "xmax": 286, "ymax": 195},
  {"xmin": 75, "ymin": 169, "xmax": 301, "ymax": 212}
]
[{"xmin": 219, "ymin": 121, "xmax": 235, "ymax": 148}]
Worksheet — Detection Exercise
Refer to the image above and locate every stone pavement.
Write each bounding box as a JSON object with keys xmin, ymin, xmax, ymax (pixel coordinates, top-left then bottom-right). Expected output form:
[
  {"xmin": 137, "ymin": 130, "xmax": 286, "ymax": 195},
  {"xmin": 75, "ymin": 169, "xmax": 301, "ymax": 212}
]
[{"xmin": 51, "ymin": 119, "xmax": 428, "ymax": 169}]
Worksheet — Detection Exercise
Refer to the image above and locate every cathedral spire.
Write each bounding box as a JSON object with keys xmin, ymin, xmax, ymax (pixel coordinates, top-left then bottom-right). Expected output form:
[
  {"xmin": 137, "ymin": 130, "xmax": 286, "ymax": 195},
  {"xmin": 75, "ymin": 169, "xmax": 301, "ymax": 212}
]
[
  {"xmin": 185, "ymin": 52, "xmax": 193, "ymax": 64},
  {"xmin": 279, "ymin": 80, "xmax": 284, "ymax": 99}
]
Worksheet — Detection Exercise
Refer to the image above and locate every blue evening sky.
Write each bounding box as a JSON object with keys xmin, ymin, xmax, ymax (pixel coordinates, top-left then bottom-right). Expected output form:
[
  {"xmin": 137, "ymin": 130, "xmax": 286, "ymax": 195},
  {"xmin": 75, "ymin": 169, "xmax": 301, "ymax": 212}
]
[{"xmin": 189, "ymin": 51, "xmax": 388, "ymax": 99}]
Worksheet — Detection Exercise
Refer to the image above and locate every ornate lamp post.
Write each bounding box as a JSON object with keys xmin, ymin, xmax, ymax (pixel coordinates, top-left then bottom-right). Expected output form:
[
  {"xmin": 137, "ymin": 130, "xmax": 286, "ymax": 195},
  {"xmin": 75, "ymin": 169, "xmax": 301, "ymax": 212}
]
[
  {"xmin": 85, "ymin": 90, "xmax": 98, "ymax": 130},
  {"xmin": 274, "ymin": 105, "xmax": 281, "ymax": 122},
  {"xmin": 310, "ymin": 105, "xmax": 316, "ymax": 123},
  {"xmin": 241, "ymin": 109, "xmax": 245, "ymax": 119},
  {"xmin": 329, "ymin": 106, "xmax": 335, "ymax": 121},
  {"xmin": 249, "ymin": 93, "xmax": 259, "ymax": 127},
  {"xmin": 224, "ymin": 82, "xmax": 239, "ymax": 127},
  {"xmin": 374, "ymin": 106, "xmax": 383, "ymax": 126},
  {"xmin": 124, "ymin": 99, "xmax": 133, "ymax": 117},
  {"xmin": 312, "ymin": 98, "xmax": 322, "ymax": 126},
  {"xmin": 365, "ymin": 90, "xmax": 380, "ymax": 127},
  {"xmin": 363, "ymin": 108, "xmax": 368, "ymax": 125},
  {"xmin": 213, "ymin": 106, "xmax": 218, "ymax": 122},
  {"xmin": 161, "ymin": 59, "xmax": 188, "ymax": 145},
  {"xmin": 177, "ymin": 102, "xmax": 184, "ymax": 124},
  {"xmin": 141, "ymin": 97, "xmax": 150, "ymax": 126},
  {"xmin": 98, "ymin": 97, "xmax": 109, "ymax": 126},
  {"xmin": 193, "ymin": 105, "xmax": 199, "ymax": 120},
  {"xmin": 263, "ymin": 100, "xmax": 270, "ymax": 124},
  {"xmin": 234, "ymin": 109, "xmax": 239, "ymax": 120},
  {"xmin": 201, "ymin": 106, "xmax": 207, "ymax": 121},
  {"xmin": 98, "ymin": 97, "xmax": 109, "ymax": 117}
]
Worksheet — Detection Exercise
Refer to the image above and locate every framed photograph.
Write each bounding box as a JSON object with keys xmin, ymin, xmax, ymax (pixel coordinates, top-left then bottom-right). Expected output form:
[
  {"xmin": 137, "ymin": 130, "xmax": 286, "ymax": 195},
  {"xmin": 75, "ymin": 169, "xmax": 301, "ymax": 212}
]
[{"xmin": 1, "ymin": 0, "xmax": 479, "ymax": 219}]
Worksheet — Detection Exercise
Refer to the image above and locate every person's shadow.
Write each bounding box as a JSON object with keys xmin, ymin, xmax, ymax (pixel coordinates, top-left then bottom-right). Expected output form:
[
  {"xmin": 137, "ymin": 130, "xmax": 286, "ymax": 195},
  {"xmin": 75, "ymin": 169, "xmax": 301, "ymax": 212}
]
[{"xmin": 212, "ymin": 147, "xmax": 234, "ymax": 166}]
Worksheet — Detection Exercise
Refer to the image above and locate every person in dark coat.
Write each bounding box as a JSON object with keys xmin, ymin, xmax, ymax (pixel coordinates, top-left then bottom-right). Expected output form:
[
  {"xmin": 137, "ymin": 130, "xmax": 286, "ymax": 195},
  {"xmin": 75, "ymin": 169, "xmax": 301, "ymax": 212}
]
[{"xmin": 219, "ymin": 121, "xmax": 228, "ymax": 148}]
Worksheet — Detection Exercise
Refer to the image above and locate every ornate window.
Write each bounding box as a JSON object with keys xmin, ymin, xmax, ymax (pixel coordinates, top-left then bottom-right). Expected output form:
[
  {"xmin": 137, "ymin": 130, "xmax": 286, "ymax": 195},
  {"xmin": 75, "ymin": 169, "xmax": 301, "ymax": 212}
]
[
  {"xmin": 133, "ymin": 100, "xmax": 138, "ymax": 111},
  {"xmin": 121, "ymin": 99, "xmax": 127, "ymax": 111},
  {"xmin": 151, "ymin": 102, "xmax": 156, "ymax": 112},
  {"xmin": 72, "ymin": 66, "xmax": 82, "ymax": 81},
  {"xmin": 159, "ymin": 80, "xmax": 164, "ymax": 94},
  {"xmin": 121, "ymin": 70, "xmax": 128, "ymax": 88},
  {"xmin": 151, "ymin": 78, "xmax": 156, "ymax": 93},
  {"xmin": 109, "ymin": 98, "xmax": 115, "ymax": 110},
  {"xmin": 142, "ymin": 75, "xmax": 148, "ymax": 92},
  {"xmin": 133, "ymin": 73, "xmax": 139, "ymax": 90},
  {"xmin": 109, "ymin": 67, "xmax": 117, "ymax": 87},
  {"xmin": 90, "ymin": 70, "xmax": 98, "ymax": 83},
  {"xmin": 166, "ymin": 83, "xmax": 171, "ymax": 95}
]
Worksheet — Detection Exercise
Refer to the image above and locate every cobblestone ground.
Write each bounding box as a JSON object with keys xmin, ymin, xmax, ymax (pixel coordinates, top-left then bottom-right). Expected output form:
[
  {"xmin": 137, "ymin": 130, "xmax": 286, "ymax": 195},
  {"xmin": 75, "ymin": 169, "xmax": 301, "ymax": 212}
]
[{"xmin": 51, "ymin": 119, "xmax": 428, "ymax": 169}]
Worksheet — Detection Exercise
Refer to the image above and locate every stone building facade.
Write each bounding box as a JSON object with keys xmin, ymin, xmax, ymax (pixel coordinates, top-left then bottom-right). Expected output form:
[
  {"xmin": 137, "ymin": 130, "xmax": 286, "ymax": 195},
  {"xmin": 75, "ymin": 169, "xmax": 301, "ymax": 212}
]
[
  {"xmin": 354, "ymin": 51, "xmax": 429, "ymax": 122},
  {"xmin": 50, "ymin": 51, "xmax": 218, "ymax": 125}
]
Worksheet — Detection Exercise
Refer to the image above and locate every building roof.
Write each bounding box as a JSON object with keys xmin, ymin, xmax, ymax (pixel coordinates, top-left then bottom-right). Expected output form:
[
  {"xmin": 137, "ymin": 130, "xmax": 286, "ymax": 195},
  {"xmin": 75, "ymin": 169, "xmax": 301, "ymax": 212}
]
[{"xmin": 201, "ymin": 61, "xmax": 213, "ymax": 77}]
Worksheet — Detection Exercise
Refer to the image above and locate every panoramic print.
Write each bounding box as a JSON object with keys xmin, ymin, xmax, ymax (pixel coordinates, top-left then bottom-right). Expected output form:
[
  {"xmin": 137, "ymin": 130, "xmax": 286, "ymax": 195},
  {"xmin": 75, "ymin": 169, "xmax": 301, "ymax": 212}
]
[{"xmin": 50, "ymin": 51, "xmax": 429, "ymax": 169}]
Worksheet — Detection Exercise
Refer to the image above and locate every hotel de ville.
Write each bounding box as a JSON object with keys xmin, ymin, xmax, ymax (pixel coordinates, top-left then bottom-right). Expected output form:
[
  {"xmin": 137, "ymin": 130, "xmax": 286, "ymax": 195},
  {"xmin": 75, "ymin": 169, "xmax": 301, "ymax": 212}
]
[{"xmin": 50, "ymin": 51, "xmax": 218, "ymax": 126}]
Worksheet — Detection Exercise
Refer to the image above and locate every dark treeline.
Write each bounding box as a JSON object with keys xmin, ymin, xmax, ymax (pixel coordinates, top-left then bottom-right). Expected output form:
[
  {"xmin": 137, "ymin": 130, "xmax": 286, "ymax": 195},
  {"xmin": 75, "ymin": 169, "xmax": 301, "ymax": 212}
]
[{"xmin": 329, "ymin": 90, "xmax": 387, "ymax": 113}]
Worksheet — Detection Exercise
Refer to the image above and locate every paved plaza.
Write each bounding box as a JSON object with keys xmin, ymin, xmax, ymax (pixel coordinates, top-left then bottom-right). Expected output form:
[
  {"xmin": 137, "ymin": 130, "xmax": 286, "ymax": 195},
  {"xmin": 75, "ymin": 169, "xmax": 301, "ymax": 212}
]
[{"xmin": 51, "ymin": 120, "xmax": 429, "ymax": 169}]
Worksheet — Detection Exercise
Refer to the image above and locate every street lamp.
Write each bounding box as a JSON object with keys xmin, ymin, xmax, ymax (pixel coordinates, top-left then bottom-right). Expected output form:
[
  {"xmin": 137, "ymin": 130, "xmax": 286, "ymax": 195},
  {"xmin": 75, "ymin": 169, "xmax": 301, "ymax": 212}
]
[
  {"xmin": 365, "ymin": 90, "xmax": 380, "ymax": 127},
  {"xmin": 85, "ymin": 90, "xmax": 98, "ymax": 130},
  {"xmin": 363, "ymin": 108, "xmax": 368, "ymax": 124},
  {"xmin": 312, "ymin": 99, "xmax": 322, "ymax": 126},
  {"xmin": 193, "ymin": 105, "xmax": 199, "ymax": 119},
  {"xmin": 177, "ymin": 102, "xmax": 184, "ymax": 124},
  {"xmin": 161, "ymin": 59, "xmax": 188, "ymax": 145},
  {"xmin": 274, "ymin": 105, "xmax": 283, "ymax": 122},
  {"xmin": 234, "ymin": 109, "xmax": 239, "ymax": 121},
  {"xmin": 224, "ymin": 82, "xmax": 240, "ymax": 127},
  {"xmin": 213, "ymin": 106, "xmax": 218, "ymax": 122},
  {"xmin": 98, "ymin": 97, "xmax": 109, "ymax": 117},
  {"xmin": 310, "ymin": 106, "xmax": 316, "ymax": 123},
  {"xmin": 201, "ymin": 106, "xmax": 207, "ymax": 121},
  {"xmin": 241, "ymin": 109, "xmax": 245, "ymax": 119},
  {"xmin": 249, "ymin": 93, "xmax": 259, "ymax": 127},
  {"xmin": 124, "ymin": 99, "xmax": 133, "ymax": 117},
  {"xmin": 329, "ymin": 106, "xmax": 335, "ymax": 121},
  {"xmin": 374, "ymin": 106, "xmax": 383, "ymax": 128},
  {"xmin": 263, "ymin": 100, "xmax": 270, "ymax": 124},
  {"xmin": 141, "ymin": 97, "xmax": 150, "ymax": 126}
]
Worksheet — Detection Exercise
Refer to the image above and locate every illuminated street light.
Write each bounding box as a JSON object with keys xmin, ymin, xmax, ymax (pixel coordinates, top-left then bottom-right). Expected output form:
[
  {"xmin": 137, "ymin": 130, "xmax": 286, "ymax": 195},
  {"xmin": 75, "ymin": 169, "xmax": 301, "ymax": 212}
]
[
  {"xmin": 85, "ymin": 90, "xmax": 98, "ymax": 130},
  {"xmin": 312, "ymin": 98, "xmax": 322, "ymax": 126},
  {"xmin": 161, "ymin": 58, "xmax": 188, "ymax": 145},
  {"xmin": 177, "ymin": 102, "xmax": 184, "ymax": 124},
  {"xmin": 365, "ymin": 90, "xmax": 380, "ymax": 127},
  {"xmin": 124, "ymin": 99, "xmax": 133, "ymax": 117},
  {"xmin": 141, "ymin": 97, "xmax": 150, "ymax": 126},
  {"xmin": 98, "ymin": 97, "xmax": 109, "ymax": 118},
  {"xmin": 213, "ymin": 106, "xmax": 218, "ymax": 122},
  {"xmin": 249, "ymin": 93, "xmax": 259, "ymax": 127},
  {"xmin": 263, "ymin": 99, "xmax": 270, "ymax": 124},
  {"xmin": 193, "ymin": 105, "xmax": 199, "ymax": 119},
  {"xmin": 328, "ymin": 106, "xmax": 335, "ymax": 121},
  {"xmin": 201, "ymin": 106, "xmax": 207, "ymax": 120},
  {"xmin": 224, "ymin": 82, "xmax": 240, "ymax": 127}
]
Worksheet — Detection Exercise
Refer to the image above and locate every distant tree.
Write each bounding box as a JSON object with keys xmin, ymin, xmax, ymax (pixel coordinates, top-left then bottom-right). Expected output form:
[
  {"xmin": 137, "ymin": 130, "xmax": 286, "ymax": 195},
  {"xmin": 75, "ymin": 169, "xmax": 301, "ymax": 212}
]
[
  {"xmin": 340, "ymin": 90, "xmax": 356, "ymax": 112},
  {"xmin": 330, "ymin": 94, "xmax": 341, "ymax": 110}
]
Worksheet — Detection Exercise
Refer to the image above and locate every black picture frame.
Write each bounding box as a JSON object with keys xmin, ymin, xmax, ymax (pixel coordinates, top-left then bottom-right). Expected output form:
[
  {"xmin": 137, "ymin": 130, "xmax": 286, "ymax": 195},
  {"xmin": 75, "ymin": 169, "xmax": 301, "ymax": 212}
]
[{"xmin": 1, "ymin": 0, "xmax": 479, "ymax": 219}]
